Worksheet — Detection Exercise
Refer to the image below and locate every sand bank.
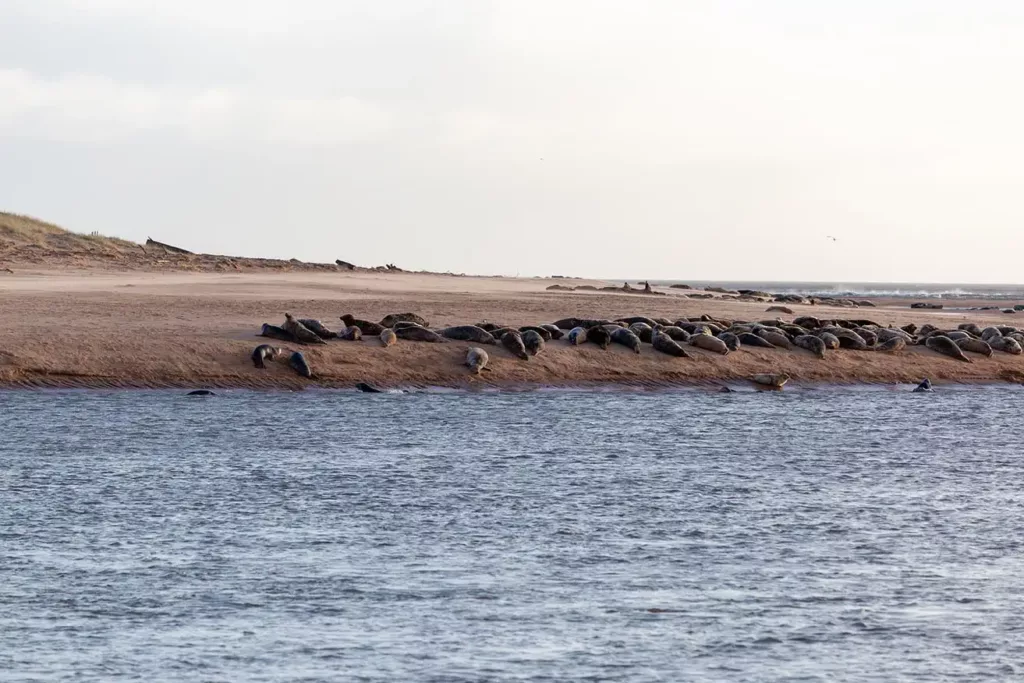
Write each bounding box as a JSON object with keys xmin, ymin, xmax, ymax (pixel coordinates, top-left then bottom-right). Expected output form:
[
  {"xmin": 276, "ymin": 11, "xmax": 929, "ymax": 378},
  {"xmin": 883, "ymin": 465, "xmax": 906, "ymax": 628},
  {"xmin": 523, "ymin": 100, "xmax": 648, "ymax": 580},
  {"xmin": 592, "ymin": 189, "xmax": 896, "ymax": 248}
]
[{"xmin": 0, "ymin": 269, "xmax": 1022, "ymax": 390}]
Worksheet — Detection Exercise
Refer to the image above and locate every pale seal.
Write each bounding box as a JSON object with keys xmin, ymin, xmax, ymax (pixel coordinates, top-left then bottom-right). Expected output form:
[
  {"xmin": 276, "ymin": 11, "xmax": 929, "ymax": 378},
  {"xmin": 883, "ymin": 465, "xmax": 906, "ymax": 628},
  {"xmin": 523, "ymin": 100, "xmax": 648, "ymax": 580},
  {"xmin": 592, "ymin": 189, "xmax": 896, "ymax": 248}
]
[
  {"xmin": 751, "ymin": 373, "xmax": 788, "ymax": 388},
  {"xmin": 689, "ymin": 333, "xmax": 729, "ymax": 355},
  {"xmin": 340, "ymin": 325, "xmax": 363, "ymax": 341},
  {"xmin": 756, "ymin": 329, "xmax": 793, "ymax": 349},
  {"xmin": 380, "ymin": 328, "xmax": 397, "ymax": 347},
  {"xmin": 610, "ymin": 327, "xmax": 642, "ymax": 354},
  {"xmin": 990, "ymin": 336, "xmax": 1023, "ymax": 355},
  {"xmin": 466, "ymin": 347, "xmax": 490, "ymax": 374},
  {"xmin": 567, "ymin": 327, "xmax": 588, "ymax": 345}
]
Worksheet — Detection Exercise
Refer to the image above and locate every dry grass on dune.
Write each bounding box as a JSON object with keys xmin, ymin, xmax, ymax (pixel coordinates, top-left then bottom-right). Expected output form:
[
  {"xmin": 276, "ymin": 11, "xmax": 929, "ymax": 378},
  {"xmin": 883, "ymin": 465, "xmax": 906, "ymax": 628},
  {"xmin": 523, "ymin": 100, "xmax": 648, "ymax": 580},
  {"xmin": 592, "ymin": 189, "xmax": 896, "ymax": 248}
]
[{"xmin": 0, "ymin": 212, "xmax": 137, "ymax": 254}]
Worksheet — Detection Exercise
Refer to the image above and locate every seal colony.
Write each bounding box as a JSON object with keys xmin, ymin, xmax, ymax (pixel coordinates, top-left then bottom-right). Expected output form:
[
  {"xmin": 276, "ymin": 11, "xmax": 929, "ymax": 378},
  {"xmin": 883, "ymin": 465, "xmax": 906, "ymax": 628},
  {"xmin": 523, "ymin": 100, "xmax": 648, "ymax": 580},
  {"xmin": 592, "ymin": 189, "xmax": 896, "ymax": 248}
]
[{"xmin": 252, "ymin": 311, "xmax": 1024, "ymax": 385}]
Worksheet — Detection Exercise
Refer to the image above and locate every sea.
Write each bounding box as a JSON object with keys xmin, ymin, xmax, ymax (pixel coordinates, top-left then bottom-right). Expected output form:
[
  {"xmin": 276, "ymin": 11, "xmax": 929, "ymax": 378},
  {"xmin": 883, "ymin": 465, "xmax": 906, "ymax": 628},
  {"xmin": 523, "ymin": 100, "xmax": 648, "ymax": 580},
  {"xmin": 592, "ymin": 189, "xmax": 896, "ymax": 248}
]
[
  {"xmin": 3, "ymin": 387, "xmax": 1024, "ymax": 681},
  {"xmin": 645, "ymin": 281, "xmax": 1024, "ymax": 301}
]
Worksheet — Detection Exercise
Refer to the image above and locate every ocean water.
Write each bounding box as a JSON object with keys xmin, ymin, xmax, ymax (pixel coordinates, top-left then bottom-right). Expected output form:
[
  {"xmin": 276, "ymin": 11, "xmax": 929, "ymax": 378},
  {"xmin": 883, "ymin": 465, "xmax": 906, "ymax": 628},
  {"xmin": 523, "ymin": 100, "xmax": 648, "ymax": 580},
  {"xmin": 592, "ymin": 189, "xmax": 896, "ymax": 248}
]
[
  {"xmin": 3, "ymin": 387, "xmax": 1024, "ymax": 682},
  {"xmin": 647, "ymin": 281, "xmax": 1024, "ymax": 300}
]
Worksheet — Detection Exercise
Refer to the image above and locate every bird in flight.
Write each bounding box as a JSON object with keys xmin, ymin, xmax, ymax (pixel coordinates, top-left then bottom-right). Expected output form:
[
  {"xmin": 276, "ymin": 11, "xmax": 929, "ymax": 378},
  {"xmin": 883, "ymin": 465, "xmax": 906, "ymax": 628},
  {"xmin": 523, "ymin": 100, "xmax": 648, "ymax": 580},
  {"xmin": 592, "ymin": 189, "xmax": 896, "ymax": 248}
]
[{"xmin": 826, "ymin": 235, "xmax": 838, "ymax": 242}]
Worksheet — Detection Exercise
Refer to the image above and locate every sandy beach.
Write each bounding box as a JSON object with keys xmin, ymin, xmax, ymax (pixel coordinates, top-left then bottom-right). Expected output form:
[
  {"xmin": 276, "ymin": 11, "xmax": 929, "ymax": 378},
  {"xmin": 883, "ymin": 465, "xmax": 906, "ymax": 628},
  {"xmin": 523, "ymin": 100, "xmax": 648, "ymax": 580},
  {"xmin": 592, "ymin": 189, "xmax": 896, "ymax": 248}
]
[{"xmin": 1, "ymin": 265, "xmax": 1022, "ymax": 390}]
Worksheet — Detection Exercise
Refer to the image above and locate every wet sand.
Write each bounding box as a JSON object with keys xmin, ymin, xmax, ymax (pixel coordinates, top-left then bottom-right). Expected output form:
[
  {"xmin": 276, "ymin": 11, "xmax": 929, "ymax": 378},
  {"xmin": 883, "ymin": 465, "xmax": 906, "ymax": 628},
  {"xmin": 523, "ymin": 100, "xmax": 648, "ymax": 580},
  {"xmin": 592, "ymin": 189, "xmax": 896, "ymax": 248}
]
[{"xmin": 0, "ymin": 268, "xmax": 1022, "ymax": 389}]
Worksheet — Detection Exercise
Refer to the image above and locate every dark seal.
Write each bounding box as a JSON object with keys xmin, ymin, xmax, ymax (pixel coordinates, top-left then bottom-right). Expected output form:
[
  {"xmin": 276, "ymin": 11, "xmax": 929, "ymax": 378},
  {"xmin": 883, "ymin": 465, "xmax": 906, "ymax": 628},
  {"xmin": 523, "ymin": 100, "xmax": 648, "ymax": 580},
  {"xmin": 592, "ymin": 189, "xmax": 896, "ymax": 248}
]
[
  {"xmin": 251, "ymin": 344, "xmax": 282, "ymax": 368},
  {"xmin": 340, "ymin": 314, "xmax": 386, "ymax": 336},
  {"xmin": 288, "ymin": 351, "xmax": 313, "ymax": 378}
]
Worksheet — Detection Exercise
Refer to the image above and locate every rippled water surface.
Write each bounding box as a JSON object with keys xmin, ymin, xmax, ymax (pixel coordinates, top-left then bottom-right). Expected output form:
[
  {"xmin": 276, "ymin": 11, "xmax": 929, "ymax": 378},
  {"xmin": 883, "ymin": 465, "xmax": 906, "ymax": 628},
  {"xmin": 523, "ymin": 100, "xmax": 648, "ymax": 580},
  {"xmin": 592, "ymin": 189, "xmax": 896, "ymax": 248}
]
[{"xmin": 3, "ymin": 387, "xmax": 1024, "ymax": 681}]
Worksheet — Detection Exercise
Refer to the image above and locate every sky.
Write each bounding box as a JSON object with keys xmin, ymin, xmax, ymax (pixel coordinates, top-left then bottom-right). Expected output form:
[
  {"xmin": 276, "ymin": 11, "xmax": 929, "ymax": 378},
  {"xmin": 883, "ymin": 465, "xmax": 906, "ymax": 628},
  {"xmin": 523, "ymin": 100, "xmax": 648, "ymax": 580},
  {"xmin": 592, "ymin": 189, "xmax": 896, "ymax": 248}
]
[{"xmin": 2, "ymin": 1, "xmax": 1023, "ymax": 282}]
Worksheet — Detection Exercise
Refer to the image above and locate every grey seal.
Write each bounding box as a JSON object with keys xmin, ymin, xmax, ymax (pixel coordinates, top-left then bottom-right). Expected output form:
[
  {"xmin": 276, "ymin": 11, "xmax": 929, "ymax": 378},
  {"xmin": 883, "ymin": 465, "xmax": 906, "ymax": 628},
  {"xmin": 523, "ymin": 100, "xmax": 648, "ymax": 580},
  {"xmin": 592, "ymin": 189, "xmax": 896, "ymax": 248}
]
[
  {"xmin": 756, "ymin": 329, "xmax": 793, "ymax": 349},
  {"xmin": 610, "ymin": 327, "xmax": 642, "ymax": 354},
  {"xmin": 913, "ymin": 378, "xmax": 933, "ymax": 393},
  {"xmin": 251, "ymin": 344, "xmax": 283, "ymax": 368},
  {"xmin": 288, "ymin": 351, "xmax": 313, "ymax": 378},
  {"xmin": 628, "ymin": 323, "xmax": 654, "ymax": 344},
  {"xmin": 925, "ymin": 335, "xmax": 972, "ymax": 362},
  {"xmin": 501, "ymin": 330, "xmax": 530, "ymax": 360},
  {"xmin": 380, "ymin": 313, "xmax": 429, "ymax": 328},
  {"xmin": 794, "ymin": 334, "xmax": 826, "ymax": 358},
  {"xmin": 737, "ymin": 332, "xmax": 775, "ymax": 349},
  {"xmin": 586, "ymin": 325, "xmax": 612, "ymax": 350},
  {"xmin": 260, "ymin": 323, "xmax": 294, "ymax": 342},
  {"xmin": 356, "ymin": 382, "xmax": 383, "ymax": 393},
  {"xmin": 521, "ymin": 329, "xmax": 545, "ymax": 356},
  {"xmin": 339, "ymin": 314, "xmax": 386, "ymax": 336},
  {"xmin": 540, "ymin": 324, "xmax": 565, "ymax": 340},
  {"xmin": 298, "ymin": 319, "xmax": 337, "ymax": 340},
  {"xmin": 466, "ymin": 347, "xmax": 491, "ymax": 374},
  {"xmin": 340, "ymin": 325, "xmax": 363, "ymax": 341},
  {"xmin": 395, "ymin": 326, "xmax": 447, "ymax": 343},
  {"xmin": 379, "ymin": 328, "xmax": 397, "ymax": 347},
  {"xmin": 875, "ymin": 337, "xmax": 907, "ymax": 353},
  {"xmin": 956, "ymin": 337, "xmax": 993, "ymax": 357},
  {"xmin": 990, "ymin": 336, "xmax": 1023, "ymax": 355},
  {"xmin": 717, "ymin": 332, "xmax": 741, "ymax": 352},
  {"xmin": 439, "ymin": 326, "xmax": 497, "ymax": 345},
  {"xmin": 283, "ymin": 313, "xmax": 327, "ymax": 345},
  {"xmin": 519, "ymin": 326, "xmax": 553, "ymax": 341},
  {"xmin": 652, "ymin": 329, "xmax": 690, "ymax": 357},
  {"xmin": 567, "ymin": 327, "xmax": 588, "ymax": 345},
  {"xmin": 689, "ymin": 333, "xmax": 729, "ymax": 355}
]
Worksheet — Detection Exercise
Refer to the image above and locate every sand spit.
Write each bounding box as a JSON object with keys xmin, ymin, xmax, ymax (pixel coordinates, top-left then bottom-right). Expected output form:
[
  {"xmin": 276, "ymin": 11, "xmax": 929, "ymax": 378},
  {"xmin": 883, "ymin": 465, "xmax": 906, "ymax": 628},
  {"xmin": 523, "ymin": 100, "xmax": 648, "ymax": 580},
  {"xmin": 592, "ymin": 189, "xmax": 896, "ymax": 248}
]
[{"xmin": 0, "ymin": 269, "xmax": 1022, "ymax": 391}]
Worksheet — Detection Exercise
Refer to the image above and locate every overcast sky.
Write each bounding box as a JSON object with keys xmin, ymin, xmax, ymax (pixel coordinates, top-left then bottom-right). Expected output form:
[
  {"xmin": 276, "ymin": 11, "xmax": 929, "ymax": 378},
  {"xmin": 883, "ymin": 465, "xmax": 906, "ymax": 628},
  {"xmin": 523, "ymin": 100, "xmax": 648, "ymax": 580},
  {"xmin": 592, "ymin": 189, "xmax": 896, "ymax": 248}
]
[{"xmin": 2, "ymin": 1, "xmax": 1023, "ymax": 282}]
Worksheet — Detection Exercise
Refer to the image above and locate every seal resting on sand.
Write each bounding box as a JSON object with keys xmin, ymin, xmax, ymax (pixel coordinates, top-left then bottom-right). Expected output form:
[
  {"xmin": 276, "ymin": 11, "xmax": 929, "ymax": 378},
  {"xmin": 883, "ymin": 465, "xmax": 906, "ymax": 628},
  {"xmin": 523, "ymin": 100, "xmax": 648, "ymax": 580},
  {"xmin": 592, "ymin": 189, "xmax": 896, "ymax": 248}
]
[
  {"xmin": 380, "ymin": 313, "xmax": 428, "ymax": 328},
  {"xmin": 288, "ymin": 351, "xmax": 313, "ymax": 378},
  {"xmin": 283, "ymin": 314, "xmax": 327, "ymax": 345},
  {"xmin": 521, "ymin": 329, "xmax": 545, "ymax": 356},
  {"xmin": 652, "ymin": 328, "xmax": 690, "ymax": 357},
  {"xmin": 610, "ymin": 327, "xmax": 642, "ymax": 354},
  {"xmin": 628, "ymin": 323, "xmax": 654, "ymax": 344},
  {"xmin": 717, "ymin": 331, "xmax": 740, "ymax": 352},
  {"xmin": 990, "ymin": 336, "xmax": 1024, "ymax": 355},
  {"xmin": 466, "ymin": 347, "xmax": 491, "ymax": 374},
  {"xmin": 925, "ymin": 335, "xmax": 972, "ymax": 362},
  {"xmin": 298, "ymin": 319, "xmax": 337, "ymax": 340},
  {"xmin": 567, "ymin": 327, "xmax": 587, "ymax": 345},
  {"xmin": 395, "ymin": 326, "xmax": 447, "ymax": 343},
  {"xmin": 251, "ymin": 344, "xmax": 283, "ymax": 368},
  {"xmin": 379, "ymin": 328, "xmax": 397, "ymax": 347},
  {"xmin": 586, "ymin": 325, "xmax": 611, "ymax": 349},
  {"xmin": 340, "ymin": 325, "xmax": 363, "ymax": 341},
  {"xmin": 519, "ymin": 326, "xmax": 553, "ymax": 341},
  {"xmin": 501, "ymin": 330, "xmax": 530, "ymax": 360},
  {"xmin": 260, "ymin": 323, "xmax": 294, "ymax": 342},
  {"xmin": 737, "ymin": 332, "xmax": 775, "ymax": 349},
  {"xmin": 875, "ymin": 337, "xmax": 907, "ymax": 353},
  {"xmin": 439, "ymin": 326, "xmax": 496, "ymax": 344},
  {"xmin": 794, "ymin": 335, "xmax": 826, "ymax": 358},
  {"xmin": 690, "ymin": 333, "xmax": 729, "ymax": 355},
  {"xmin": 340, "ymin": 314, "xmax": 385, "ymax": 336},
  {"xmin": 540, "ymin": 324, "xmax": 565, "ymax": 340},
  {"xmin": 956, "ymin": 337, "xmax": 992, "ymax": 357}
]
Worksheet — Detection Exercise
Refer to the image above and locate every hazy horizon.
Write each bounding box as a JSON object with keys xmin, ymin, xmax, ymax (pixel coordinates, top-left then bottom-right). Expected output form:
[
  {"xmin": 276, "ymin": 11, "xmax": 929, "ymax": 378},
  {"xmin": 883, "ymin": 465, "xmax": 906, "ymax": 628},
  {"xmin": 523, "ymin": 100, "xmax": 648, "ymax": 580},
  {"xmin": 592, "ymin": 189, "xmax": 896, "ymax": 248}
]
[{"xmin": 3, "ymin": 2, "xmax": 1023, "ymax": 282}]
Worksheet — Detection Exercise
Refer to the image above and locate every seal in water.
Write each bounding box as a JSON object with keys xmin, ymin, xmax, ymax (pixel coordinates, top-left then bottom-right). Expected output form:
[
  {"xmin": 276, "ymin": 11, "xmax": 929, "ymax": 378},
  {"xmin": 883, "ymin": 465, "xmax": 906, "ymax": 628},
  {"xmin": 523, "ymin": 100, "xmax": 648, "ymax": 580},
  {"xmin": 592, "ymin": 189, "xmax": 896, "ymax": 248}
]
[
  {"xmin": 356, "ymin": 382, "xmax": 383, "ymax": 393},
  {"xmin": 586, "ymin": 325, "xmax": 612, "ymax": 350},
  {"xmin": 751, "ymin": 373, "xmax": 788, "ymax": 388},
  {"xmin": 875, "ymin": 337, "xmax": 907, "ymax": 353},
  {"xmin": 380, "ymin": 313, "xmax": 428, "ymax": 328},
  {"xmin": 283, "ymin": 313, "xmax": 327, "ymax": 345},
  {"xmin": 690, "ymin": 333, "xmax": 729, "ymax": 355},
  {"xmin": 251, "ymin": 344, "xmax": 283, "ymax": 368},
  {"xmin": 521, "ymin": 329, "xmax": 545, "ymax": 356},
  {"xmin": 610, "ymin": 327, "xmax": 642, "ymax": 354},
  {"xmin": 519, "ymin": 326, "xmax": 553, "ymax": 341},
  {"xmin": 540, "ymin": 324, "xmax": 565, "ymax": 340},
  {"xmin": 340, "ymin": 325, "xmax": 363, "ymax": 341},
  {"xmin": 913, "ymin": 378, "xmax": 933, "ymax": 393},
  {"xmin": 298, "ymin": 319, "xmax": 337, "ymax": 340},
  {"xmin": 439, "ymin": 325, "xmax": 497, "ymax": 345},
  {"xmin": 717, "ymin": 331, "xmax": 741, "ymax": 352},
  {"xmin": 501, "ymin": 330, "xmax": 530, "ymax": 360},
  {"xmin": 339, "ymin": 314, "xmax": 386, "ymax": 336},
  {"xmin": 652, "ymin": 329, "xmax": 690, "ymax": 357},
  {"xmin": 288, "ymin": 351, "xmax": 313, "ymax": 378},
  {"xmin": 260, "ymin": 323, "xmax": 294, "ymax": 342},
  {"xmin": 466, "ymin": 347, "xmax": 490, "ymax": 374},
  {"xmin": 737, "ymin": 332, "xmax": 775, "ymax": 349},
  {"xmin": 567, "ymin": 327, "xmax": 588, "ymax": 345},
  {"xmin": 956, "ymin": 337, "xmax": 993, "ymax": 357},
  {"xmin": 187, "ymin": 390, "xmax": 216, "ymax": 396},
  {"xmin": 924, "ymin": 335, "xmax": 972, "ymax": 362},
  {"xmin": 628, "ymin": 323, "xmax": 654, "ymax": 344},
  {"xmin": 380, "ymin": 328, "xmax": 397, "ymax": 347},
  {"xmin": 394, "ymin": 326, "xmax": 447, "ymax": 343},
  {"xmin": 794, "ymin": 334, "xmax": 826, "ymax": 358}
]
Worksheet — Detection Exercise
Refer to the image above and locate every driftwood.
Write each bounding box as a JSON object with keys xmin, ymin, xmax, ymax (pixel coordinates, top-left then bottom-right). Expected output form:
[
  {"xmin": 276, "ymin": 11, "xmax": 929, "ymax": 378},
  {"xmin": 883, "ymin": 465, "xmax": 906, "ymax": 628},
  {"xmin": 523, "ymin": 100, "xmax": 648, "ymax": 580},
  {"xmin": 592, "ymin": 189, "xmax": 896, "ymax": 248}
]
[
  {"xmin": 335, "ymin": 259, "xmax": 356, "ymax": 270},
  {"xmin": 145, "ymin": 237, "xmax": 193, "ymax": 255}
]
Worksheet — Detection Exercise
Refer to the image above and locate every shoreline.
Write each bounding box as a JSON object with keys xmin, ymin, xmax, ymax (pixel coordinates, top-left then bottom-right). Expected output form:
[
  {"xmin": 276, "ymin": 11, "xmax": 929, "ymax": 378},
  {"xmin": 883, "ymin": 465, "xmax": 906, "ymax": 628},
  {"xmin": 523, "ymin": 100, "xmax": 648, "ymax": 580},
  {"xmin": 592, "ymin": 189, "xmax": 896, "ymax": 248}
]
[{"xmin": 0, "ymin": 268, "xmax": 1022, "ymax": 391}]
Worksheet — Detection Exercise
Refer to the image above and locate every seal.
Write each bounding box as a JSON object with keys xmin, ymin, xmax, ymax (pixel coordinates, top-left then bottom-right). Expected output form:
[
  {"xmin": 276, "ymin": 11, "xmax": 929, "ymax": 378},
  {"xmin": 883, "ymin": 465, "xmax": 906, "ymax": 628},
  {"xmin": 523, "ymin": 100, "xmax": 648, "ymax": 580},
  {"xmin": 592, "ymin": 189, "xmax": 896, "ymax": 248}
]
[
  {"xmin": 652, "ymin": 329, "xmax": 690, "ymax": 357},
  {"xmin": 340, "ymin": 314, "xmax": 386, "ymax": 336},
  {"xmin": 766, "ymin": 305, "xmax": 794, "ymax": 315},
  {"xmin": 380, "ymin": 328, "xmax": 397, "ymax": 347},
  {"xmin": 356, "ymin": 382, "xmax": 383, "ymax": 393},
  {"xmin": 737, "ymin": 332, "xmax": 775, "ymax": 349},
  {"xmin": 476, "ymin": 322, "xmax": 503, "ymax": 332},
  {"xmin": 717, "ymin": 331, "xmax": 741, "ymax": 352},
  {"xmin": 251, "ymin": 344, "xmax": 283, "ymax": 368},
  {"xmin": 567, "ymin": 327, "xmax": 588, "ymax": 345},
  {"xmin": 616, "ymin": 316, "xmax": 659, "ymax": 327},
  {"xmin": 875, "ymin": 337, "xmax": 907, "ymax": 353},
  {"xmin": 186, "ymin": 390, "xmax": 215, "ymax": 396},
  {"xmin": 284, "ymin": 313, "xmax": 327, "ymax": 345},
  {"xmin": 501, "ymin": 330, "xmax": 530, "ymax": 360},
  {"xmin": 944, "ymin": 330, "xmax": 970, "ymax": 341},
  {"xmin": 439, "ymin": 326, "xmax": 497, "ymax": 344},
  {"xmin": 959, "ymin": 323, "xmax": 983, "ymax": 336},
  {"xmin": 875, "ymin": 328, "xmax": 912, "ymax": 344},
  {"xmin": 956, "ymin": 337, "xmax": 993, "ymax": 357},
  {"xmin": 553, "ymin": 318, "xmax": 614, "ymax": 330},
  {"xmin": 297, "ymin": 319, "xmax": 338, "ymax": 340},
  {"xmin": 924, "ymin": 335, "xmax": 972, "ymax": 362},
  {"xmin": 834, "ymin": 330, "xmax": 869, "ymax": 350},
  {"xmin": 340, "ymin": 325, "xmax": 363, "ymax": 341},
  {"xmin": 288, "ymin": 351, "xmax": 313, "ymax": 378},
  {"xmin": 540, "ymin": 324, "xmax": 565, "ymax": 340},
  {"xmin": 586, "ymin": 325, "xmax": 612, "ymax": 350},
  {"xmin": 794, "ymin": 334, "xmax": 826, "ymax": 358},
  {"xmin": 981, "ymin": 326, "xmax": 1004, "ymax": 342},
  {"xmin": 628, "ymin": 323, "xmax": 654, "ymax": 344},
  {"xmin": 489, "ymin": 327, "xmax": 519, "ymax": 340},
  {"xmin": 751, "ymin": 373, "xmax": 788, "ymax": 388},
  {"xmin": 756, "ymin": 329, "xmax": 793, "ymax": 349},
  {"xmin": 689, "ymin": 333, "xmax": 729, "ymax": 355},
  {"xmin": 853, "ymin": 328, "xmax": 878, "ymax": 346},
  {"xmin": 913, "ymin": 378, "xmax": 933, "ymax": 393},
  {"xmin": 793, "ymin": 316, "xmax": 822, "ymax": 329},
  {"xmin": 519, "ymin": 326, "xmax": 553, "ymax": 341},
  {"xmin": 610, "ymin": 327, "xmax": 642, "ymax": 354},
  {"xmin": 816, "ymin": 331, "xmax": 841, "ymax": 350},
  {"xmin": 395, "ymin": 326, "xmax": 447, "ymax": 343},
  {"xmin": 260, "ymin": 323, "xmax": 294, "ymax": 342},
  {"xmin": 659, "ymin": 326, "xmax": 691, "ymax": 342},
  {"xmin": 380, "ymin": 313, "xmax": 429, "ymax": 328},
  {"xmin": 466, "ymin": 347, "xmax": 491, "ymax": 374},
  {"xmin": 990, "ymin": 336, "xmax": 1024, "ymax": 355},
  {"xmin": 392, "ymin": 321, "xmax": 425, "ymax": 331},
  {"xmin": 522, "ymin": 329, "xmax": 545, "ymax": 356}
]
